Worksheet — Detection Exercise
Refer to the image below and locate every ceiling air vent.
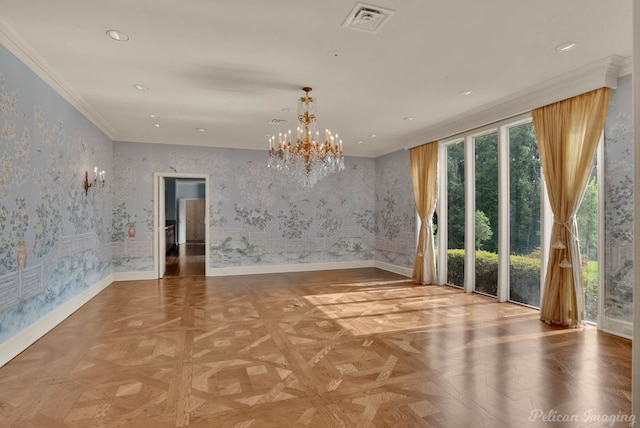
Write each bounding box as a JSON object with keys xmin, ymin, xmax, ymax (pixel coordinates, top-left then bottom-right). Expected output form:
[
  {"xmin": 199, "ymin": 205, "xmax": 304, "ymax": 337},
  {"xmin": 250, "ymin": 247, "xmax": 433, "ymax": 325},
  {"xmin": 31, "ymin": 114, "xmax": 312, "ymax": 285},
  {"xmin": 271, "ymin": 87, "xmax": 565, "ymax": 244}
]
[
  {"xmin": 268, "ymin": 118, "xmax": 289, "ymax": 125},
  {"xmin": 342, "ymin": 3, "xmax": 396, "ymax": 33}
]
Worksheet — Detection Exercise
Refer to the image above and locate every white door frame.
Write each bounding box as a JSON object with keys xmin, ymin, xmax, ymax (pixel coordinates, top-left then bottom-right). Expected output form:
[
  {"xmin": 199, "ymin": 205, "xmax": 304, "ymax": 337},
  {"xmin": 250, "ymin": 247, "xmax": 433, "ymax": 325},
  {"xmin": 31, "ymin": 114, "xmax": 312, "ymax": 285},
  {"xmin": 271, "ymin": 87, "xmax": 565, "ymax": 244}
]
[{"xmin": 153, "ymin": 172, "xmax": 210, "ymax": 278}]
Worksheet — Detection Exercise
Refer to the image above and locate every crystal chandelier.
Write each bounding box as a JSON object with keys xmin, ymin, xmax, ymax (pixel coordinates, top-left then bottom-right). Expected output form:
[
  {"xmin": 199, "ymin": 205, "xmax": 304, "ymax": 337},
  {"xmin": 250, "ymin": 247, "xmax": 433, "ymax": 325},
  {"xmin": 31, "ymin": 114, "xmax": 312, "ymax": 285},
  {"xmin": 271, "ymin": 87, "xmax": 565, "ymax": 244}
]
[{"xmin": 268, "ymin": 87, "xmax": 345, "ymax": 187}]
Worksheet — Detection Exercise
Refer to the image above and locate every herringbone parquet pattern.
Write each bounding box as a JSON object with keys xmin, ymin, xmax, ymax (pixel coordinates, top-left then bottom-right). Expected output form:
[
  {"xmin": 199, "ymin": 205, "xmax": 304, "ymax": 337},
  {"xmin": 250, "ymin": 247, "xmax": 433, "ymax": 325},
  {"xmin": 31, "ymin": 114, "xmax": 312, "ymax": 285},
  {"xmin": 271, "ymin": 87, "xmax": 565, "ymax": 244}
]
[{"xmin": 0, "ymin": 268, "xmax": 632, "ymax": 427}]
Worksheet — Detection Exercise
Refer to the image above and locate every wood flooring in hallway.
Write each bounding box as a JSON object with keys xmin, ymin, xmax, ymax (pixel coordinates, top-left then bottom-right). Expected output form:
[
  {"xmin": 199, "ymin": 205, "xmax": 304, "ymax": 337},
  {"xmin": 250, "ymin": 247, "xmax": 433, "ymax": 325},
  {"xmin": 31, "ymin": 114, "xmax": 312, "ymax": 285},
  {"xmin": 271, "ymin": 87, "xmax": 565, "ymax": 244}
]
[
  {"xmin": 0, "ymin": 268, "xmax": 632, "ymax": 427},
  {"xmin": 165, "ymin": 243, "xmax": 205, "ymax": 277}
]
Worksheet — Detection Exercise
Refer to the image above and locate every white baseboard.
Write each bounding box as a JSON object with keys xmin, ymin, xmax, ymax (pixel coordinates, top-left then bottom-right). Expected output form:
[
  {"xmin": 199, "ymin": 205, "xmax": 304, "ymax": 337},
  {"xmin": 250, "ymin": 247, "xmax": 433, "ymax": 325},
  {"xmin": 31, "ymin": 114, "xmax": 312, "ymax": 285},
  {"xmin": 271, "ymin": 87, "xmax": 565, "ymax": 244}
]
[
  {"xmin": 0, "ymin": 273, "xmax": 114, "ymax": 367},
  {"xmin": 601, "ymin": 317, "xmax": 632, "ymax": 340},
  {"xmin": 374, "ymin": 261, "xmax": 412, "ymax": 278},
  {"xmin": 112, "ymin": 271, "xmax": 156, "ymax": 281},
  {"xmin": 208, "ymin": 260, "xmax": 375, "ymax": 276},
  {"xmin": 114, "ymin": 263, "xmax": 408, "ymax": 279}
]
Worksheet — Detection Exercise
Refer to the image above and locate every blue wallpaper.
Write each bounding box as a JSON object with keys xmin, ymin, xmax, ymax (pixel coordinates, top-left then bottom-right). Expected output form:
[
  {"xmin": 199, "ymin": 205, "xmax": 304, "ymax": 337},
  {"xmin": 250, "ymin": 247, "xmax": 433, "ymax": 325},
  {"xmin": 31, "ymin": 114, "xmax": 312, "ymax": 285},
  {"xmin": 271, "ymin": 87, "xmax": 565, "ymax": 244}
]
[
  {"xmin": 112, "ymin": 142, "xmax": 377, "ymax": 270},
  {"xmin": 604, "ymin": 74, "xmax": 633, "ymax": 324},
  {"xmin": 374, "ymin": 149, "xmax": 416, "ymax": 268},
  {"xmin": 0, "ymin": 44, "xmax": 112, "ymax": 343}
]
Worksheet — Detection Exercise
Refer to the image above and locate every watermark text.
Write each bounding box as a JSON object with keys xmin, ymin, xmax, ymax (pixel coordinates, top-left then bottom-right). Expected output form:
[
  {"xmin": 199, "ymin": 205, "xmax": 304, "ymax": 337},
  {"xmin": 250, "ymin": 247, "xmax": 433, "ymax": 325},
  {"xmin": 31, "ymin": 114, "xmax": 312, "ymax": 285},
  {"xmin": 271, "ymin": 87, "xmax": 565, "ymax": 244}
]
[{"xmin": 529, "ymin": 409, "xmax": 635, "ymax": 426}]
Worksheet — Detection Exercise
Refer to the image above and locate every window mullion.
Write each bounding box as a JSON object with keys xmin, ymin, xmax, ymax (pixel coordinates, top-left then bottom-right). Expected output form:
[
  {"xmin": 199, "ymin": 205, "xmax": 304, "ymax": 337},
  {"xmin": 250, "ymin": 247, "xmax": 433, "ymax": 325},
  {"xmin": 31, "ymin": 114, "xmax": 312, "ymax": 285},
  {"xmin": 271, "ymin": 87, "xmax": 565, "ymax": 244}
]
[
  {"xmin": 497, "ymin": 125, "xmax": 510, "ymax": 302},
  {"xmin": 464, "ymin": 135, "xmax": 475, "ymax": 293},
  {"xmin": 438, "ymin": 142, "xmax": 448, "ymax": 286}
]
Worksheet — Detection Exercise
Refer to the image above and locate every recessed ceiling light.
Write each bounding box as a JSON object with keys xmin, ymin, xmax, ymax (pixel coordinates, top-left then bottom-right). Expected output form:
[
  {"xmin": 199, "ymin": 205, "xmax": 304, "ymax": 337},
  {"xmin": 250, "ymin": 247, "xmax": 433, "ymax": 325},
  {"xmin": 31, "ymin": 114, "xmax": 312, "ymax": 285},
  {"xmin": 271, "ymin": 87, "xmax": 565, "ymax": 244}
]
[
  {"xmin": 197, "ymin": 128, "xmax": 206, "ymax": 132},
  {"xmin": 134, "ymin": 84, "xmax": 148, "ymax": 91},
  {"xmin": 106, "ymin": 30, "xmax": 129, "ymax": 42},
  {"xmin": 555, "ymin": 41, "xmax": 577, "ymax": 52},
  {"xmin": 281, "ymin": 108, "xmax": 292, "ymax": 113},
  {"xmin": 149, "ymin": 114, "xmax": 158, "ymax": 118},
  {"xmin": 153, "ymin": 123, "xmax": 160, "ymax": 128},
  {"xmin": 327, "ymin": 50, "xmax": 342, "ymax": 58},
  {"xmin": 369, "ymin": 134, "xmax": 377, "ymax": 138},
  {"xmin": 357, "ymin": 140, "xmax": 363, "ymax": 144},
  {"xmin": 403, "ymin": 117, "xmax": 415, "ymax": 121},
  {"xmin": 459, "ymin": 90, "xmax": 473, "ymax": 96}
]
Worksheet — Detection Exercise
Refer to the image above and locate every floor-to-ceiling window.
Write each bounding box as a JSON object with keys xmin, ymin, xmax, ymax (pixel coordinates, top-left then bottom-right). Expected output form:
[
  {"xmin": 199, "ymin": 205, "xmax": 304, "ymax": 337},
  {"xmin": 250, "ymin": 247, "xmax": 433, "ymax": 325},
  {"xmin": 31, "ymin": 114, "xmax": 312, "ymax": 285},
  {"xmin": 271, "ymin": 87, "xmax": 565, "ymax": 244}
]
[
  {"xmin": 577, "ymin": 149, "xmax": 601, "ymax": 323},
  {"xmin": 446, "ymin": 141, "xmax": 465, "ymax": 288},
  {"xmin": 474, "ymin": 132, "xmax": 499, "ymax": 297},
  {"xmin": 439, "ymin": 115, "xmax": 602, "ymax": 321},
  {"xmin": 508, "ymin": 122, "xmax": 542, "ymax": 307},
  {"xmin": 441, "ymin": 117, "xmax": 542, "ymax": 306}
]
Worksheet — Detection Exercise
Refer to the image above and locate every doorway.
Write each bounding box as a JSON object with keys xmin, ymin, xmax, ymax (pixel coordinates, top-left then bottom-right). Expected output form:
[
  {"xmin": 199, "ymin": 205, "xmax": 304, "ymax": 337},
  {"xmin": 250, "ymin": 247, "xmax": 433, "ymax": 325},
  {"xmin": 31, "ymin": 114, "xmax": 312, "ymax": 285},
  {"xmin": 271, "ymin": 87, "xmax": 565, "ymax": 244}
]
[{"xmin": 153, "ymin": 173, "xmax": 210, "ymax": 278}]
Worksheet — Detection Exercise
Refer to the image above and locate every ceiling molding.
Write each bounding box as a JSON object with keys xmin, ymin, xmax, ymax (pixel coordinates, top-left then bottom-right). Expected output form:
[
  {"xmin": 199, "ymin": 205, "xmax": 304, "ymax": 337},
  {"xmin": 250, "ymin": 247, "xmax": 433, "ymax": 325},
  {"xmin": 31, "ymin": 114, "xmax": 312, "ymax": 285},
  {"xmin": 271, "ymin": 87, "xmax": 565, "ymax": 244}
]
[
  {"xmin": 0, "ymin": 12, "xmax": 117, "ymax": 139},
  {"xmin": 378, "ymin": 55, "xmax": 627, "ymax": 157},
  {"xmin": 619, "ymin": 56, "xmax": 633, "ymax": 76}
]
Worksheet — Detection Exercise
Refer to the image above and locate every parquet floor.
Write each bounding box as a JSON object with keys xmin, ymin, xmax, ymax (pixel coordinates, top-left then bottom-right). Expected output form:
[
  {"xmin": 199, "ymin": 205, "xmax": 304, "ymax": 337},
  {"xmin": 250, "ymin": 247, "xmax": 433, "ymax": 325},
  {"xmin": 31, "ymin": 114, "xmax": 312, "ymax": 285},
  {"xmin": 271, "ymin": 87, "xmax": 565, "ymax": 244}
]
[
  {"xmin": 165, "ymin": 243, "xmax": 205, "ymax": 277},
  {"xmin": 0, "ymin": 268, "xmax": 632, "ymax": 427}
]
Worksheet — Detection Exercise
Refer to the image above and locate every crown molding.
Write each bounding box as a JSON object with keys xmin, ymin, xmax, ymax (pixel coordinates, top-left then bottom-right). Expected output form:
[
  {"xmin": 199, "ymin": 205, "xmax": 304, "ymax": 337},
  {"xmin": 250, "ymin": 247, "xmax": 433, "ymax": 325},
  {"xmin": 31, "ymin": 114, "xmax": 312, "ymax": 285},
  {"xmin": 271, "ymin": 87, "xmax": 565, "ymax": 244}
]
[
  {"xmin": 0, "ymin": 12, "xmax": 117, "ymax": 139},
  {"xmin": 377, "ymin": 55, "xmax": 627, "ymax": 156},
  {"xmin": 619, "ymin": 56, "xmax": 633, "ymax": 76}
]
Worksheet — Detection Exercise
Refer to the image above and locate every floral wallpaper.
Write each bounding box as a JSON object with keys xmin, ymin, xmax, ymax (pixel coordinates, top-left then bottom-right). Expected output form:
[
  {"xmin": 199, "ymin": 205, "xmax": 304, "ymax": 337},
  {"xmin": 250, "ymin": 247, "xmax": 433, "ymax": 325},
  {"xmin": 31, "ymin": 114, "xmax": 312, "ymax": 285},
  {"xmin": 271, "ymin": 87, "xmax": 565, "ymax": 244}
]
[
  {"xmin": 112, "ymin": 143, "xmax": 377, "ymax": 270},
  {"xmin": 604, "ymin": 74, "xmax": 633, "ymax": 326},
  {"xmin": 374, "ymin": 149, "xmax": 416, "ymax": 269},
  {"xmin": 0, "ymin": 44, "xmax": 112, "ymax": 343},
  {"xmin": 0, "ymin": 36, "xmax": 635, "ymax": 349}
]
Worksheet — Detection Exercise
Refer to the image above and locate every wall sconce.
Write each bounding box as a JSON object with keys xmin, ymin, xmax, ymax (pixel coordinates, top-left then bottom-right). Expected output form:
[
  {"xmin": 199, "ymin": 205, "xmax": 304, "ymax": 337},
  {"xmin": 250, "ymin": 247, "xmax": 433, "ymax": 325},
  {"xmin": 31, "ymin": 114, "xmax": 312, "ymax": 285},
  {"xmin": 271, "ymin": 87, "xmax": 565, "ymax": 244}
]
[{"xmin": 83, "ymin": 166, "xmax": 105, "ymax": 195}]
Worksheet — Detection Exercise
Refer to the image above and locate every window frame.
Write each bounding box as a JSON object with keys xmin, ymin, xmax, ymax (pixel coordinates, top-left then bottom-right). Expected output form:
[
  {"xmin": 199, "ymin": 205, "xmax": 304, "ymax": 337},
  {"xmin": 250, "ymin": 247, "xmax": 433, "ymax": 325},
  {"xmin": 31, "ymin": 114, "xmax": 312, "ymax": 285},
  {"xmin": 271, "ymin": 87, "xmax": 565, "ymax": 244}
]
[
  {"xmin": 435, "ymin": 115, "xmax": 604, "ymax": 327},
  {"xmin": 438, "ymin": 113, "xmax": 548, "ymax": 303}
]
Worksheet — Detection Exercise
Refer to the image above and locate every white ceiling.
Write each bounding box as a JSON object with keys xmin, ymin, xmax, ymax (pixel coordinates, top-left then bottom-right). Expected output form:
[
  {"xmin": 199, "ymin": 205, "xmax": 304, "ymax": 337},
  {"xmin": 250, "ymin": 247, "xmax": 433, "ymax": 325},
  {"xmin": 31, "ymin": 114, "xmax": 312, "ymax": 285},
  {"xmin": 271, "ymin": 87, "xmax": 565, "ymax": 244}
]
[{"xmin": 0, "ymin": 0, "xmax": 632, "ymax": 157}]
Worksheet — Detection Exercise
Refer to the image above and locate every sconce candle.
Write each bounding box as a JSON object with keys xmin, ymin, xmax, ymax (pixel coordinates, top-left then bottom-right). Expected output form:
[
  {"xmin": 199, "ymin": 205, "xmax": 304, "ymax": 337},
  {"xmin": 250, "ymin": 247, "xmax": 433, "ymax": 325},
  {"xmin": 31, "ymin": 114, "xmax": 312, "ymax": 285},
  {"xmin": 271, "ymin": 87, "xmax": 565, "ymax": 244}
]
[{"xmin": 84, "ymin": 166, "xmax": 106, "ymax": 195}]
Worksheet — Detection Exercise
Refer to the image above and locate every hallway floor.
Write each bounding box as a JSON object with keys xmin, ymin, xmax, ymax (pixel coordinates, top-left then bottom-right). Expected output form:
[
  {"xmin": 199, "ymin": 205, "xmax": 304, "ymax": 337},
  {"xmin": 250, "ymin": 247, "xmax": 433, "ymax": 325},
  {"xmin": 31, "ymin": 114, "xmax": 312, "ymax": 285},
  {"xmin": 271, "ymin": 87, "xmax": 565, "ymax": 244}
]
[{"xmin": 165, "ymin": 243, "xmax": 205, "ymax": 277}]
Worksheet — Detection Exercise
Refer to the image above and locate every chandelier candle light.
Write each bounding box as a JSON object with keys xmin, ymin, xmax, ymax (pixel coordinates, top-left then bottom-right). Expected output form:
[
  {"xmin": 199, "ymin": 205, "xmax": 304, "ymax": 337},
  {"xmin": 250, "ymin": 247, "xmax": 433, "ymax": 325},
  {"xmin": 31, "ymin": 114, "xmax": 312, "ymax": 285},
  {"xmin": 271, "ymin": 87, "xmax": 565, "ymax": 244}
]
[{"xmin": 268, "ymin": 87, "xmax": 345, "ymax": 187}]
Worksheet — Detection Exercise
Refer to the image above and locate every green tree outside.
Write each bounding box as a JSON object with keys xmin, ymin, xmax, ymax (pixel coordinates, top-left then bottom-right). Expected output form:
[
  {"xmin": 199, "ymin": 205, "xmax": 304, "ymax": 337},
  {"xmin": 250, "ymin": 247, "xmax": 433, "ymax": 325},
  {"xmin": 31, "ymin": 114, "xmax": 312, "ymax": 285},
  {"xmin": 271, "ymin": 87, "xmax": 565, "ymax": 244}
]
[{"xmin": 475, "ymin": 210, "xmax": 492, "ymax": 249}]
